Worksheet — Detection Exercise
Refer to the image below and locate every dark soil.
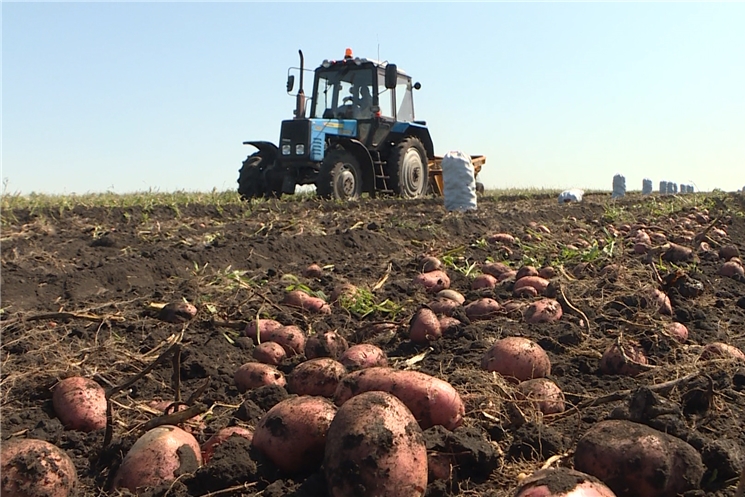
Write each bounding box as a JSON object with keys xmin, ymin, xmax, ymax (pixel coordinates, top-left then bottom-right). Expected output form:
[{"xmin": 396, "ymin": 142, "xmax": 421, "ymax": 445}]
[{"xmin": 2, "ymin": 192, "xmax": 744, "ymax": 496}]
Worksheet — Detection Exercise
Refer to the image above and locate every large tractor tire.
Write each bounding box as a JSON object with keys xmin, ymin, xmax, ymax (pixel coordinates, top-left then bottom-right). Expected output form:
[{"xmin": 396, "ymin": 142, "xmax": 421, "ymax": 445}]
[
  {"xmin": 316, "ymin": 148, "xmax": 363, "ymax": 201},
  {"xmin": 238, "ymin": 152, "xmax": 282, "ymax": 200},
  {"xmin": 387, "ymin": 137, "xmax": 429, "ymax": 198}
]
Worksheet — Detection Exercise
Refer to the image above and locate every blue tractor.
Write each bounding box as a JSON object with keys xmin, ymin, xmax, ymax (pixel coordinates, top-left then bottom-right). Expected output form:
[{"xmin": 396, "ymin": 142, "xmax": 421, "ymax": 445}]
[{"xmin": 238, "ymin": 49, "xmax": 434, "ymax": 201}]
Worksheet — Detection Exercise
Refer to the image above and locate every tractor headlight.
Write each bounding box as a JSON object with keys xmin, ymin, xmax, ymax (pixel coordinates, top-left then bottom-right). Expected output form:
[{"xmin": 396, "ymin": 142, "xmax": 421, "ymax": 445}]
[
  {"xmin": 295, "ymin": 144, "xmax": 305, "ymax": 155},
  {"xmin": 281, "ymin": 144, "xmax": 291, "ymax": 155}
]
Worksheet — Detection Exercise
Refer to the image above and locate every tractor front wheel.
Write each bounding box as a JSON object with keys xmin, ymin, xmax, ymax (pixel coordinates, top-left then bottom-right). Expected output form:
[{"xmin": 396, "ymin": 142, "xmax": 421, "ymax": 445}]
[
  {"xmin": 238, "ymin": 152, "xmax": 271, "ymax": 200},
  {"xmin": 317, "ymin": 149, "xmax": 363, "ymax": 201},
  {"xmin": 388, "ymin": 137, "xmax": 429, "ymax": 198}
]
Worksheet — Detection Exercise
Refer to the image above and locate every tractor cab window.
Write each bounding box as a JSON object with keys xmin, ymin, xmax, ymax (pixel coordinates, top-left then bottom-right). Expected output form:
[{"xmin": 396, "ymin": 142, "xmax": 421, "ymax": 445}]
[
  {"xmin": 395, "ymin": 76, "xmax": 414, "ymax": 122},
  {"xmin": 313, "ymin": 65, "xmax": 374, "ymax": 119}
]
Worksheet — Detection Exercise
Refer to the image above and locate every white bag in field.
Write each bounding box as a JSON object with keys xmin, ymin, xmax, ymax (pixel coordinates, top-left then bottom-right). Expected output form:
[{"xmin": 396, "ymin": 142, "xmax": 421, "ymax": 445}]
[
  {"xmin": 441, "ymin": 151, "xmax": 477, "ymax": 212},
  {"xmin": 558, "ymin": 188, "xmax": 584, "ymax": 204}
]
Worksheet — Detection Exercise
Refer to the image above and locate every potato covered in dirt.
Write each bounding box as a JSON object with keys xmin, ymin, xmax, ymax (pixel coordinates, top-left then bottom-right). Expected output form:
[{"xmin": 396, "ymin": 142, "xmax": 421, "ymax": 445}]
[
  {"xmin": 201, "ymin": 426, "xmax": 254, "ymax": 464},
  {"xmin": 114, "ymin": 425, "xmax": 202, "ymax": 492},
  {"xmin": 340, "ymin": 343, "xmax": 388, "ymax": 371},
  {"xmin": 599, "ymin": 341, "xmax": 648, "ymax": 377},
  {"xmin": 261, "ymin": 324, "xmax": 307, "ymax": 357},
  {"xmin": 244, "ymin": 318, "xmax": 284, "ymax": 341},
  {"xmin": 287, "ymin": 357, "xmax": 347, "ymax": 397},
  {"xmin": 253, "ymin": 341, "xmax": 287, "ymax": 366},
  {"xmin": 413, "ymin": 269, "xmax": 451, "ymax": 293},
  {"xmin": 324, "ymin": 391, "xmax": 428, "ymax": 497},
  {"xmin": 482, "ymin": 337, "xmax": 551, "ymax": 382},
  {"xmin": 465, "ymin": 298, "xmax": 502, "ymax": 320},
  {"xmin": 234, "ymin": 362, "xmax": 286, "ymax": 392},
  {"xmin": 252, "ymin": 396, "xmax": 337, "ymax": 474},
  {"xmin": 1, "ymin": 438, "xmax": 78, "ymax": 497},
  {"xmin": 524, "ymin": 298, "xmax": 563, "ymax": 324},
  {"xmin": 158, "ymin": 301, "xmax": 198, "ymax": 323},
  {"xmin": 52, "ymin": 376, "xmax": 107, "ymax": 432},
  {"xmin": 513, "ymin": 468, "xmax": 617, "ymax": 497},
  {"xmin": 516, "ymin": 378, "xmax": 565, "ymax": 415},
  {"xmin": 699, "ymin": 342, "xmax": 745, "ymax": 362},
  {"xmin": 305, "ymin": 330, "xmax": 349, "ymax": 360},
  {"xmin": 574, "ymin": 419, "xmax": 704, "ymax": 497}
]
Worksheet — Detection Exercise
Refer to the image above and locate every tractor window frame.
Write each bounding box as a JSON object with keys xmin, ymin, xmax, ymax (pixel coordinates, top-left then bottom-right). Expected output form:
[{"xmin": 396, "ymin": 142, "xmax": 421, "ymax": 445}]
[
  {"xmin": 311, "ymin": 64, "xmax": 375, "ymax": 119},
  {"xmin": 395, "ymin": 75, "xmax": 414, "ymax": 123}
]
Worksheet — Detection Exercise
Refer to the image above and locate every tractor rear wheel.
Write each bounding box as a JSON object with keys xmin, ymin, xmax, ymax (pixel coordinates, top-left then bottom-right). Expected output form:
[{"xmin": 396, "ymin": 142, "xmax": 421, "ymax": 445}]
[
  {"xmin": 238, "ymin": 152, "xmax": 271, "ymax": 200},
  {"xmin": 388, "ymin": 137, "xmax": 429, "ymax": 198},
  {"xmin": 317, "ymin": 149, "xmax": 363, "ymax": 201}
]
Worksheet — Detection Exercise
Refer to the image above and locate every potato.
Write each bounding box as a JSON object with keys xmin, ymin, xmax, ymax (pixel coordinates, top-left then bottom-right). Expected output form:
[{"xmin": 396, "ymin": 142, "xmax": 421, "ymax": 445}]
[
  {"xmin": 662, "ymin": 242, "xmax": 696, "ymax": 263},
  {"xmin": 330, "ymin": 282, "xmax": 359, "ymax": 303},
  {"xmin": 472, "ymin": 273, "xmax": 498, "ymax": 290},
  {"xmin": 719, "ymin": 244, "xmax": 740, "ymax": 261},
  {"xmin": 253, "ymin": 341, "xmax": 287, "ymax": 366},
  {"xmin": 481, "ymin": 337, "xmax": 551, "ymax": 382},
  {"xmin": 719, "ymin": 260, "xmax": 745, "ymax": 279},
  {"xmin": 419, "ymin": 255, "xmax": 442, "ymax": 272},
  {"xmin": 261, "ymin": 324, "xmax": 307, "ymax": 357},
  {"xmin": 340, "ymin": 344, "xmax": 388, "ymax": 371},
  {"xmin": 488, "ymin": 233, "xmax": 516, "ymax": 245},
  {"xmin": 633, "ymin": 242, "xmax": 650, "ymax": 255},
  {"xmin": 599, "ymin": 341, "xmax": 648, "ymax": 377},
  {"xmin": 409, "ymin": 307, "xmax": 442, "ymax": 343},
  {"xmin": 52, "ymin": 376, "xmax": 107, "ymax": 432},
  {"xmin": 201, "ymin": 426, "xmax": 254, "ymax": 464},
  {"xmin": 234, "ymin": 362, "xmax": 286, "ymax": 393},
  {"xmin": 465, "ymin": 298, "xmax": 501, "ymax": 320},
  {"xmin": 481, "ymin": 261, "xmax": 512, "ymax": 279},
  {"xmin": 252, "ymin": 396, "xmax": 337, "ymax": 474},
  {"xmin": 305, "ymin": 330, "xmax": 349, "ymax": 360},
  {"xmin": 514, "ymin": 276, "xmax": 550, "ymax": 296},
  {"xmin": 244, "ymin": 318, "xmax": 283, "ymax": 341},
  {"xmin": 302, "ymin": 263, "xmax": 324, "ymax": 278},
  {"xmin": 574, "ymin": 419, "xmax": 704, "ymax": 497},
  {"xmin": 513, "ymin": 468, "xmax": 617, "ymax": 497},
  {"xmin": 1, "ymin": 438, "xmax": 78, "ymax": 497},
  {"xmin": 699, "ymin": 342, "xmax": 745, "ymax": 362},
  {"xmin": 324, "ymin": 391, "xmax": 428, "ymax": 497},
  {"xmin": 158, "ymin": 301, "xmax": 198, "ymax": 323},
  {"xmin": 516, "ymin": 378, "xmax": 565, "ymax": 415},
  {"xmin": 334, "ymin": 367, "xmax": 465, "ymax": 430},
  {"xmin": 524, "ymin": 298, "xmax": 563, "ymax": 324},
  {"xmin": 114, "ymin": 425, "xmax": 202, "ymax": 492},
  {"xmin": 283, "ymin": 289, "xmax": 331, "ymax": 314},
  {"xmin": 437, "ymin": 289, "xmax": 466, "ymax": 304},
  {"xmin": 438, "ymin": 316, "xmax": 462, "ymax": 335},
  {"xmin": 516, "ymin": 266, "xmax": 540, "ymax": 280},
  {"xmin": 412, "ymin": 270, "xmax": 451, "ymax": 293},
  {"xmin": 428, "ymin": 298, "xmax": 460, "ymax": 316},
  {"xmin": 538, "ymin": 266, "xmax": 557, "ymax": 279},
  {"xmin": 649, "ymin": 288, "xmax": 672, "ymax": 315},
  {"xmin": 498, "ymin": 270, "xmax": 518, "ymax": 282},
  {"xmin": 665, "ymin": 322, "xmax": 688, "ymax": 343},
  {"xmin": 287, "ymin": 357, "xmax": 347, "ymax": 397}
]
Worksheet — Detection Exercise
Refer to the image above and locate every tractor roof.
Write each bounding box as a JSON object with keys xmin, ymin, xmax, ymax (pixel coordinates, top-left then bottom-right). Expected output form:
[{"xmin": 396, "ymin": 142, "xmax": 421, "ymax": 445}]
[{"xmin": 319, "ymin": 56, "xmax": 410, "ymax": 77}]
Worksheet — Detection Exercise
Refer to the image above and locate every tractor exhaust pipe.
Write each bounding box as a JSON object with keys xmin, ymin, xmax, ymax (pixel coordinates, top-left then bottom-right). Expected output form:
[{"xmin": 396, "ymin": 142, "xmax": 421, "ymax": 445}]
[{"xmin": 294, "ymin": 50, "xmax": 306, "ymax": 119}]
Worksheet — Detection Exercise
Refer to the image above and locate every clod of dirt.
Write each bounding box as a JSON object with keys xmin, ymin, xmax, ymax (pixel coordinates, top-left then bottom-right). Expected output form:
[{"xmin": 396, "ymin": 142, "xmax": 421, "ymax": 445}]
[
  {"xmin": 234, "ymin": 385, "xmax": 289, "ymax": 423},
  {"xmin": 423, "ymin": 425, "xmax": 500, "ymax": 482},
  {"xmin": 701, "ymin": 439, "xmax": 744, "ymax": 482},
  {"xmin": 508, "ymin": 422, "xmax": 566, "ymax": 461}
]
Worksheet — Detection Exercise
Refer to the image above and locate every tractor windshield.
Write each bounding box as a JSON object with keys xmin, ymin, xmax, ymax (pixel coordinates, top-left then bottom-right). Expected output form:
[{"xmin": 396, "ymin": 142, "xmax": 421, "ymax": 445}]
[{"xmin": 312, "ymin": 65, "xmax": 375, "ymax": 119}]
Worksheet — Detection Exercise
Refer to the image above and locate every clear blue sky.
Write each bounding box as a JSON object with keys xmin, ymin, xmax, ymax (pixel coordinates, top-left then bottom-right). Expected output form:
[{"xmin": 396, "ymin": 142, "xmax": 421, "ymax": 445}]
[{"xmin": 3, "ymin": 2, "xmax": 744, "ymax": 195}]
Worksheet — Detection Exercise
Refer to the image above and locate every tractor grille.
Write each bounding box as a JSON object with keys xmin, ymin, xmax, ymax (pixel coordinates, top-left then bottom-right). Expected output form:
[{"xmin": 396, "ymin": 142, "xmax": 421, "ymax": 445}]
[{"xmin": 279, "ymin": 120, "xmax": 310, "ymax": 158}]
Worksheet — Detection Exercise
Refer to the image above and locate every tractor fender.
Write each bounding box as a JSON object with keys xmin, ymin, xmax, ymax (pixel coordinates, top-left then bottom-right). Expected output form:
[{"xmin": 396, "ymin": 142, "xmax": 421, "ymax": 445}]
[
  {"xmin": 243, "ymin": 141, "xmax": 279, "ymax": 162},
  {"xmin": 390, "ymin": 123, "xmax": 435, "ymax": 159},
  {"xmin": 336, "ymin": 138, "xmax": 377, "ymax": 197}
]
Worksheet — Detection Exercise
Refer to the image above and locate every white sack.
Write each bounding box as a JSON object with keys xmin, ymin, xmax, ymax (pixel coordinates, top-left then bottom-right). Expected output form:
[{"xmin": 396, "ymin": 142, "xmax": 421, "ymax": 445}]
[{"xmin": 441, "ymin": 151, "xmax": 477, "ymax": 212}]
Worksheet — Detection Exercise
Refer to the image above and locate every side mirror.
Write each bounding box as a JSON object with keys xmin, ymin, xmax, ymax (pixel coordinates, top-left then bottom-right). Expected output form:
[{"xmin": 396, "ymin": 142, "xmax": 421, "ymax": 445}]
[
  {"xmin": 286, "ymin": 75, "xmax": 295, "ymax": 93},
  {"xmin": 413, "ymin": 82, "xmax": 421, "ymax": 90},
  {"xmin": 385, "ymin": 64, "xmax": 397, "ymax": 89}
]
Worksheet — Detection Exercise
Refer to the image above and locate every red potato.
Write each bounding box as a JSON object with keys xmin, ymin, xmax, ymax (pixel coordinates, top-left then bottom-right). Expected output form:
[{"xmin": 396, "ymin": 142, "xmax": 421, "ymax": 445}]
[
  {"xmin": 244, "ymin": 318, "xmax": 283, "ymax": 341},
  {"xmin": 305, "ymin": 330, "xmax": 349, "ymax": 360},
  {"xmin": 324, "ymin": 391, "xmax": 428, "ymax": 497},
  {"xmin": 488, "ymin": 233, "xmax": 516, "ymax": 245},
  {"xmin": 516, "ymin": 266, "xmax": 540, "ymax": 280},
  {"xmin": 419, "ymin": 255, "xmax": 442, "ymax": 272},
  {"xmin": 158, "ymin": 301, "xmax": 198, "ymax": 323},
  {"xmin": 409, "ymin": 307, "xmax": 442, "ymax": 343},
  {"xmin": 516, "ymin": 378, "xmax": 566, "ymax": 415},
  {"xmin": 498, "ymin": 270, "xmax": 518, "ymax": 282},
  {"xmin": 201, "ymin": 426, "xmax": 254, "ymax": 464},
  {"xmin": 634, "ymin": 230, "xmax": 651, "ymax": 245},
  {"xmin": 514, "ymin": 276, "xmax": 550, "ymax": 296},
  {"xmin": 287, "ymin": 358, "xmax": 347, "ymax": 397},
  {"xmin": 513, "ymin": 468, "xmax": 617, "ymax": 497},
  {"xmin": 699, "ymin": 342, "xmax": 745, "ymax": 362},
  {"xmin": 252, "ymin": 396, "xmax": 337, "ymax": 474},
  {"xmin": 340, "ymin": 344, "xmax": 388, "ymax": 371},
  {"xmin": 283, "ymin": 290, "xmax": 331, "ymax": 314},
  {"xmin": 302, "ymin": 263, "xmax": 324, "ymax": 278},
  {"xmin": 719, "ymin": 244, "xmax": 740, "ymax": 261},
  {"xmin": 438, "ymin": 316, "xmax": 462, "ymax": 335},
  {"xmin": 515, "ymin": 285, "xmax": 539, "ymax": 298},
  {"xmin": 719, "ymin": 261, "xmax": 745, "ymax": 279},
  {"xmin": 465, "ymin": 298, "xmax": 502, "ymax": 320},
  {"xmin": 114, "ymin": 425, "xmax": 202, "ymax": 492},
  {"xmin": 330, "ymin": 282, "xmax": 359, "ymax": 304},
  {"xmin": 334, "ymin": 367, "xmax": 465, "ymax": 430},
  {"xmin": 481, "ymin": 261, "xmax": 512, "ymax": 279},
  {"xmin": 574, "ymin": 419, "xmax": 703, "ymax": 497},
  {"xmin": 260, "ymin": 325, "xmax": 307, "ymax": 357},
  {"xmin": 650, "ymin": 232, "xmax": 668, "ymax": 244},
  {"xmin": 649, "ymin": 289, "xmax": 672, "ymax": 315},
  {"xmin": 428, "ymin": 297, "xmax": 460, "ymax": 316},
  {"xmin": 253, "ymin": 341, "xmax": 287, "ymax": 366},
  {"xmin": 472, "ymin": 273, "xmax": 498, "ymax": 290},
  {"xmin": 436, "ymin": 289, "xmax": 465, "ymax": 304},
  {"xmin": 412, "ymin": 269, "xmax": 451, "ymax": 293},
  {"xmin": 633, "ymin": 242, "xmax": 650, "ymax": 255},
  {"xmin": 662, "ymin": 243, "xmax": 696, "ymax": 263},
  {"xmin": 524, "ymin": 299, "xmax": 563, "ymax": 324},
  {"xmin": 665, "ymin": 322, "xmax": 688, "ymax": 343},
  {"xmin": 1, "ymin": 438, "xmax": 78, "ymax": 497},
  {"xmin": 234, "ymin": 362, "xmax": 286, "ymax": 392},
  {"xmin": 482, "ymin": 337, "xmax": 551, "ymax": 383},
  {"xmin": 52, "ymin": 377, "xmax": 107, "ymax": 432},
  {"xmin": 538, "ymin": 266, "xmax": 557, "ymax": 279},
  {"xmin": 599, "ymin": 341, "xmax": 648, "ymax": 377}
]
